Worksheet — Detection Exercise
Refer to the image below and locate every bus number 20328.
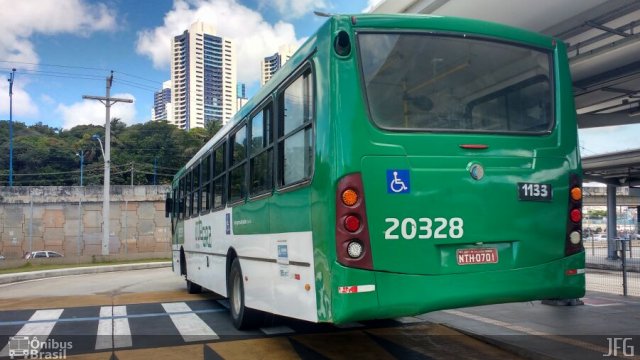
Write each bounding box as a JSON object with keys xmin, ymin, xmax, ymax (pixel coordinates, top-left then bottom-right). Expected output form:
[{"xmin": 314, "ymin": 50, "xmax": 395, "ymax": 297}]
[{"xmin": 384, "ymin": 217, "xmax": 464, "ymax": 240}]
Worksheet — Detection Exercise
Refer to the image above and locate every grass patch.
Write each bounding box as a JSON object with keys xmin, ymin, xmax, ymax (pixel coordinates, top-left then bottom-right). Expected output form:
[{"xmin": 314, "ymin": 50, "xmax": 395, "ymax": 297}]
[{"xmin": 0, "ymin": 258, "xmax": 170, "ymax": 275}]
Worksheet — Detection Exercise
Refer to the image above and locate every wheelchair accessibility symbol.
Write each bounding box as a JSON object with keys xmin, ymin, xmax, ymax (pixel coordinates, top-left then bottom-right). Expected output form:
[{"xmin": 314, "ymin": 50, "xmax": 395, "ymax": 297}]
[{"xmin": 387, "ymin": 170, "xmax": 410, "ymax": 194}]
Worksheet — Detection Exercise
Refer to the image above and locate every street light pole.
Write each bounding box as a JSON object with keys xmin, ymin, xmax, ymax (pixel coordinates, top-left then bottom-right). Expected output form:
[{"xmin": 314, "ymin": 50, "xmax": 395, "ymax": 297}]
[
  {"xmin": 83, "ymin": 71, "xmax": 133, "ymax": 256},
  {"xmin": 76, "ymin": 150, "xmax": 85, "ymax": 186},
  {"xmin": 8, "ymin": 68, "xmax": 16, "ymax": 187}
]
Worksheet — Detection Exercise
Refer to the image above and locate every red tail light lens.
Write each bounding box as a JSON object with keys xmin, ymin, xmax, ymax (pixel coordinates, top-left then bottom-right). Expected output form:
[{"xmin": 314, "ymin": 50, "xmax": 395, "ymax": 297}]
[
  {"xmin": 336, "ymin": 173, "xmax": 373, "ymax": 269},
  {"xmin": 344, "ymin": 215, "xmax": 360, "ymax": 232},
  {"xmin": 570, "ymin": 209, "xmax": 582, "ymax": 223}
]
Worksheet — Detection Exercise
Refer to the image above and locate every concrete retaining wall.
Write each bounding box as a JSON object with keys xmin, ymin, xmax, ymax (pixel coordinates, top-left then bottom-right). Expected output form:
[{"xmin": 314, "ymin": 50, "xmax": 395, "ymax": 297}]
[{"xmin": 0, "ymin": 185, "xmax": 172, "ymax": 260}]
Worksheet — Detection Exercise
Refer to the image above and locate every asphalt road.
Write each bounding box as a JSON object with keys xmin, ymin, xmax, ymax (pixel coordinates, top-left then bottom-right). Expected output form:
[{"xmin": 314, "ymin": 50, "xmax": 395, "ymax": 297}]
[
  {"xmin": 0, "ymin": 268, "xmax": 527, "ymax": 360},
  {"xmin": 0, "ymin": 267, "xmax": 632, "ymax": 359},
  {"xmin": 0, "ymin": 267, "xmax": 184, "ymax": 299}
]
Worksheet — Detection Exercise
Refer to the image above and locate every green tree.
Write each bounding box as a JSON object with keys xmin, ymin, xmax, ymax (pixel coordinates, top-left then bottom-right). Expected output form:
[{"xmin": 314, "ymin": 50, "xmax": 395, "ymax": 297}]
[{"xmin": 0, "ymin": 119, "xmax": 211, "ymax": 186}]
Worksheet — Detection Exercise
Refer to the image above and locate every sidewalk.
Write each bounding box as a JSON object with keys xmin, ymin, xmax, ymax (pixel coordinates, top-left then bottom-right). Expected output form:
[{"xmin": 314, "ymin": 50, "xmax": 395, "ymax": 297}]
[
  {"xmin": 420, "ymin": 291, "xmax": 640, "ymax": 360},
  {"xmin": 0, "ymin": 262, "xmax": 171, "ymax": 285}
]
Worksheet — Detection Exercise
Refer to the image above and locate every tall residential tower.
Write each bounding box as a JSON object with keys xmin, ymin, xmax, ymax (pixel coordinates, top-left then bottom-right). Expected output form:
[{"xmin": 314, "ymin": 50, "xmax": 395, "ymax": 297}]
[
  {"xmin": 171, "ymin": 22, "xmax": 237, "ymax": 130},
  {"xmin": 152, "ymin": 80, "xmax": 173, "ymax": 122},
  {"xmin": 261, "ymin": 44, "xmax": 296, "ymax": 86}
]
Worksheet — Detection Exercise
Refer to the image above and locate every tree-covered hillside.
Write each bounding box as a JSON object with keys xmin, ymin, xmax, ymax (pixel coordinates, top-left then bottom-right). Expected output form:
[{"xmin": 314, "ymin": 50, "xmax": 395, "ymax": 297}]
[{"xmin": 0, "ymin": 119, "xmax": 220, "ymax": 186}]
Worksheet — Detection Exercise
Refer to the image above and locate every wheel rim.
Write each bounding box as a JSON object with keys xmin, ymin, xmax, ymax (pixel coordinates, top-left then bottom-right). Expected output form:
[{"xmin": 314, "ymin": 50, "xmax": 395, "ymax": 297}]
[{"xmin": 232, "ymin": 272, "xmax": 241, "ymax": 316}]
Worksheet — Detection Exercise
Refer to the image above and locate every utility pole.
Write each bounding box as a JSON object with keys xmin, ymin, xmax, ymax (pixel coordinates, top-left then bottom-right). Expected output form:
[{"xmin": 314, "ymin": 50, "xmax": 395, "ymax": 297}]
[
  {"xmin": 8, "ymin": 68, "xmax": 16, "ymax": 187},
  {"xmin": 82, "ymin": 71, "xmax": 133, "ymax": 256},
  {"xmin": 153, "ymin": 157, "xmax": 157, "ymax": 185}
]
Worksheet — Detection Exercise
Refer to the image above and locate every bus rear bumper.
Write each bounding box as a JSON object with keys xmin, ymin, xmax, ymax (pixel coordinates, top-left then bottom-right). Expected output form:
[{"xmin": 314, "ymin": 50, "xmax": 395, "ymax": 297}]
[{"xmin": 330, "ymin": 251, "xmax": 585, "ymax": 324}]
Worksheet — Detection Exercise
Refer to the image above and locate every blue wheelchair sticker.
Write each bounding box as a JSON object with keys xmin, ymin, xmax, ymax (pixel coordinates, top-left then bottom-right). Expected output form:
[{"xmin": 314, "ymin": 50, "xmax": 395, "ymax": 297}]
[{"xmin": 387, "ymin": 169, "xmax": 410, "ymax": 194}]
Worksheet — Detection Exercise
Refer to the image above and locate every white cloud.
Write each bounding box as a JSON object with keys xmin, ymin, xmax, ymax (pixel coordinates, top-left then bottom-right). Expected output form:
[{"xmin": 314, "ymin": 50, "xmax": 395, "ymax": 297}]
[
  {"xmin": 0, "ymin": 80, "xmax": 39, "ymax": 119},
  {"xmin": 0, "ymin": 0, "xmax": 117, "ymax": 64},
  {"xmin": 0, "ymin": 0, "xmax": 117, "ymax": 121},
  {"xmin": 260, "ymin": 0, "xmax": 328, "ymax": 19},
  {"xmin": 136, "ymin": 0, "xmax": 303, "ymax": 85},
  {"xmin": 56, "ymin": 93, "xmax": 137, "ymax": 129}
]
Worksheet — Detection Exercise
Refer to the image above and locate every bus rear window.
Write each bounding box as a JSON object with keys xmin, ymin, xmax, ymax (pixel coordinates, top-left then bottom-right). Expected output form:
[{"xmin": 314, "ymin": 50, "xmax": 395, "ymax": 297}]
[{"xmin": 357, "ymin": 32, "xmax": 553, "ymax": 133}]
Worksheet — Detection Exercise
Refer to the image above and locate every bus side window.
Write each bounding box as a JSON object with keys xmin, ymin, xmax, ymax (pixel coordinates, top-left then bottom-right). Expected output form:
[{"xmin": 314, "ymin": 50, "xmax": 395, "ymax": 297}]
[
  {"xmin": 249, "ymin": 103, "xmax": 274, "ymax": 196},
  {"xmin": 193, "ymin": 162, "xmax": 201, "ymax": 216},
  {"xmin": 202, "ymin": 151, "xmax": 212, "ymax": 212},
  {"xmin": 277, "ymin": 68, "xmax": 313, "ymax": 187},
  {"xmin": 186, "ymin": 170, "xmax": 193, "ymax": 217},
  {"xmin": 179, "ymin": 177, "xmax": 185, "ymax": 220},
  {"xmin": 229, "ymin": 125, "xmax": 248, "ymax": 203},
  {"xmin": 213, "ymin": 142, "xmax": 226, "ymax": 209}
]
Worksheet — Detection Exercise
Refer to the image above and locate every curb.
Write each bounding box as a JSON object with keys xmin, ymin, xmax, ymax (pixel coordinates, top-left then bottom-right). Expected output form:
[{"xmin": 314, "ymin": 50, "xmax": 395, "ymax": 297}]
[{"xmin": 0, "ymin": 262, "xmax": 172, "ymax": 285}]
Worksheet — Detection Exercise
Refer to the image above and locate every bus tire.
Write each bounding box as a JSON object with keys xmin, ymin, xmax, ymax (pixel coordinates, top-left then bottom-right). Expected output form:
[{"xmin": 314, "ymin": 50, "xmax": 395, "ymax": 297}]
[
  {"xmin": 228, "ymin": 258, "xmax": 262, "ymax": 330},
  {"xmin": 186, "ymin": 280, "xmax": 202, "ymax": 294}
]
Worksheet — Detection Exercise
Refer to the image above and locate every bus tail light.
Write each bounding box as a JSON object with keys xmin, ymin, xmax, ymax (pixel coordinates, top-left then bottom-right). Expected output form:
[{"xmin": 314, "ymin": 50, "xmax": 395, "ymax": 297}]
[
  {"xmin": 336, "ymin": 173, "xmax": 373, "ymax": 269},
  {"xmin": 566, "ymin": 173, "xmax": 583, "ymax": 256}
]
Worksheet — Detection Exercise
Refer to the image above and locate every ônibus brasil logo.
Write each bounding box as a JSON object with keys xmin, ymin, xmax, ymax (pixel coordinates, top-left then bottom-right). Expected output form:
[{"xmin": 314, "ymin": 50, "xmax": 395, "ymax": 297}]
[{"xmin": 7, "ymin": 336, "xmax": 72, "ymax": 359}]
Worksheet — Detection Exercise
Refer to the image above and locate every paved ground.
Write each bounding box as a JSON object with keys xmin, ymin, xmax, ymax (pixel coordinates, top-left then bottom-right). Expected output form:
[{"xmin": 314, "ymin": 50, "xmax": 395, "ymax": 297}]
[{"xmin": 0, "ymin": 265, "xmax": 638, "ymax": 359}]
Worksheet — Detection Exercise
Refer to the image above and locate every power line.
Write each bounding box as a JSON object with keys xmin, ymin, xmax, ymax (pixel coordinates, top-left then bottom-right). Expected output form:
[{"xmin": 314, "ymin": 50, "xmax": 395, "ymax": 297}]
[
  {"xmin": 0, "ymin": 59, "xmax": 108, "ymax": 72},
  {"xmin": 114, "ymin": 70, "xmax": 163, "ymax": 86},
  {"xmin": 0, "ymin": 60, "xmax": 164, "ymax": 89}
]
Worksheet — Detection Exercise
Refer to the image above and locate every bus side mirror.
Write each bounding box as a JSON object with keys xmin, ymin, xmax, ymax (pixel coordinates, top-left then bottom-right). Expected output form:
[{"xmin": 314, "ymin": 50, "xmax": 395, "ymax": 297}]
[{"xmin": 165, "ymin": 195, "xmax": 172, "ymax": 218}]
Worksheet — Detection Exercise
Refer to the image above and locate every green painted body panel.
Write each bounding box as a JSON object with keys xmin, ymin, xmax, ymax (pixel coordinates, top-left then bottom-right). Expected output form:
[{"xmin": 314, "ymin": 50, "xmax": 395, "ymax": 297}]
[
  {"xmin": 318, "ymin": 15, "xmax": 582, "ymax": 322},
  {"xmin": 331, "ymin": 252, "xmax": 585, "ymax": 324}
]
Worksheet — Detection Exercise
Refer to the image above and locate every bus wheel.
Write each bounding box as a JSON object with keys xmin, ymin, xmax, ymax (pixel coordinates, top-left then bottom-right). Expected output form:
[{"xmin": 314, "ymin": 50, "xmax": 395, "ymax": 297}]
[
  {"xmin": 228, "ymin": 258, "xmax": 261, "ymax": 329},
  {"xmin": 186, "ymin": 280, "xmax": 202, "ymax": 294}
]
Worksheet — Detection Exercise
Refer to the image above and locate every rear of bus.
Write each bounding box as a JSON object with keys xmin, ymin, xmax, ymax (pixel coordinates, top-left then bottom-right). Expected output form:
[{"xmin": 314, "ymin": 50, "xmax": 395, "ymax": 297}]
[{"xmin": 327, "ymin": 15, "xmax": 584, "ymax": 323}]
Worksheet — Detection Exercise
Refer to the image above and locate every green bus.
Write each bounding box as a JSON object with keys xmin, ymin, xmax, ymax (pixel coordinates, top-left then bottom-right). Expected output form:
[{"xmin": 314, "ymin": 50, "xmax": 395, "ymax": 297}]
[{"xmin": 167, "ymin": 14, "xmax": 584, "ymax": 329}]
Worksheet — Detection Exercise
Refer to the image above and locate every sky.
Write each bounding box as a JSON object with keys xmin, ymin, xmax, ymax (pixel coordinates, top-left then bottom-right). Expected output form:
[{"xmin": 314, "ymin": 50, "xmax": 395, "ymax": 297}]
[
  {"xmin": 0, "ymin": 0, "xmax": 634, "ymax": 156},
  {"xmin": 0, "ymin": 0, "xmax": 379, "ymax": 129}
]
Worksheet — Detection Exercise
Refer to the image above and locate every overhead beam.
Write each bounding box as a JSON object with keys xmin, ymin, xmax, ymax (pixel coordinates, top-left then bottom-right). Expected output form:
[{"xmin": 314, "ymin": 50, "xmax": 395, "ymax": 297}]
[{"xmin": 578, "ymin": 113, "xmax": 640, "ymax": 128}]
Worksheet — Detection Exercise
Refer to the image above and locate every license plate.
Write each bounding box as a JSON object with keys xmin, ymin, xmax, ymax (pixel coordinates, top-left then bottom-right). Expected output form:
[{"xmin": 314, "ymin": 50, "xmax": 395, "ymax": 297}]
[{"xmin": 456, "ymin": 248, "xmax": 498, "ymax": 265}]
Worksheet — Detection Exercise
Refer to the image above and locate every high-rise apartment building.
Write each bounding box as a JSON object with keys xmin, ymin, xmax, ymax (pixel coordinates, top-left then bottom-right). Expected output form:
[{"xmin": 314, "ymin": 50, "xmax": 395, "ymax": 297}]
[
  {"xmin": 152, "ymin": 80, "xmax": 173, "ymax": 122},
  {"xmin": 236, "ymin": 83, "xmax": 248, "ymax": 111},
  {"xmin": 261, "ymin": 44, "xmax": 296, "ymax": 86},
  {"xmin": 171, "ymin": 21, "xmax": 237, "ymax": 130}
]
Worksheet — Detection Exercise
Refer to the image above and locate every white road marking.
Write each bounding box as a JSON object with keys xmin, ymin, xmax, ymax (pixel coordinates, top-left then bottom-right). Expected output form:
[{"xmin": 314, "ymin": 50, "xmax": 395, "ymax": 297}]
[
  {"xmin": 162, "ymin": 302, "xmax": 219, "ymax": 342},
  {"xmin": 95, "ymin": 306, "xmax": 132, "ymax": 350},
  {"xmin": 0, "ymin": 309, "xmax": 63, "ymax": 357}
]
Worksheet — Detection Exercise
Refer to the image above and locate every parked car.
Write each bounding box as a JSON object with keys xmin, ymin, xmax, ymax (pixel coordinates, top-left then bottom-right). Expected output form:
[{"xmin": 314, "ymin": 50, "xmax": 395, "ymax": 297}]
[
  {"xmin": 24, "ymin": 251, "xmax": 64, "ymax": 259},
  {"xmin": 594, "ymin": 234, "xmax": 608, "ymax": 241},
  {"xmin": 0, "ymin": 255, "xmax": 5, "ymax": 261}
]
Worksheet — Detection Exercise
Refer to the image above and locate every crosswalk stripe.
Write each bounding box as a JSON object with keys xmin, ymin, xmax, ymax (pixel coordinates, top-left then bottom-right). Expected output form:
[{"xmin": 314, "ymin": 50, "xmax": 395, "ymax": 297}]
[
  {"xmin": 95, "ymin": 306, "xmax": 132, "ymax": 350},
  {"xmin": 0, "ymin": 309, "xmax": 64, "ymax": 357},
  {"xmin": 162, "ymin": 302, "xmax": 219, "ymax": 342}
]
